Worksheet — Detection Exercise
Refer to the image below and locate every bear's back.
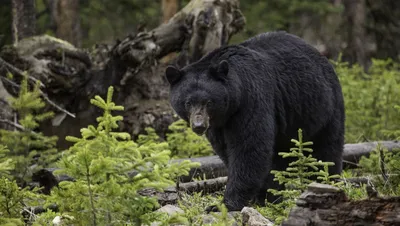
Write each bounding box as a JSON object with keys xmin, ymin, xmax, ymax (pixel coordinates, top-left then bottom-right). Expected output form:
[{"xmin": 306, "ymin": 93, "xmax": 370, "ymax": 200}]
[{"xmin": 239, "ymin": 31, "xmax": 322, "ymax": 62}]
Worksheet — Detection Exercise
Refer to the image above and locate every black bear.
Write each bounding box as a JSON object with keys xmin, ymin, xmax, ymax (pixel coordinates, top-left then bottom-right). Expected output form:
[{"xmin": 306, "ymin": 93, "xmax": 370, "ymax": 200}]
[{"xmin": 165, "ymin": 31, "xmax": 345, "ymax": 211}]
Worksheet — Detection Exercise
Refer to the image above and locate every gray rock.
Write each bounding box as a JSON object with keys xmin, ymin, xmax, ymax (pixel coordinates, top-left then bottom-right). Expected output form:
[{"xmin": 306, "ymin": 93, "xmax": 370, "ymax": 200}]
[
  {"xmin": 307, "ymin": 182, "xmax": 341, "ymax": 193},
  {"xmin": 155, "ymin": 204, "xmax": 184, "ymax": 216},
  {"xmin": 241, "ymin": 207, "xmax": 274, "ymax": 226},
  {"xmin": 200, "ymin": 211, "xmax": 240, "ymax": 225}
]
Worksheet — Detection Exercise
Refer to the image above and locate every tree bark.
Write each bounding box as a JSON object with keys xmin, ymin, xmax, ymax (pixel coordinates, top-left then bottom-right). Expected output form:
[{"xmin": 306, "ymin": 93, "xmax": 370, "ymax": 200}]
[
  {"xmin": 283, "ymin": 183, "xmax": 400, "ymax": 226},
  {"xmin": 343, "ymin": 0, "xmax": 369, "ymax": 71},
  {"xmin": 162, "ymin": 0, "xmax": 179, "ymax": 23},
  {"xmin": 366, "ymin": 0, "xmax": 400, "ymax": 61},
  {"xmin": 54, "ymin": 0, "xmax": 81, "ymax": 47},
  {"xmin": 11, "ymin": 0, "xmax": 36, "ymax": 43}
]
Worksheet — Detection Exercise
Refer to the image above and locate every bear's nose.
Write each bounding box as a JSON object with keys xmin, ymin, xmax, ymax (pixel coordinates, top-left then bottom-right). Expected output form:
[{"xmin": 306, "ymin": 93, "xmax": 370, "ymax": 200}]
[
  {"xmin": 191, "ymin": 115, "xmax": 208, "ymax": 135},
  {"xmin": 192, "ymin": 123, "xmax": 207, "ymax": 135}
]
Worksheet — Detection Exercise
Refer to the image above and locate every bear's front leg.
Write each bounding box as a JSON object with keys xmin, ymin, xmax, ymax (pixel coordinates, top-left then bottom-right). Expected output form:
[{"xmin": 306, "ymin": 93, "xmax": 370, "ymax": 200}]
[{"xmin": 222, "ymin": 143, "xmax": 273, "ymax": 211}]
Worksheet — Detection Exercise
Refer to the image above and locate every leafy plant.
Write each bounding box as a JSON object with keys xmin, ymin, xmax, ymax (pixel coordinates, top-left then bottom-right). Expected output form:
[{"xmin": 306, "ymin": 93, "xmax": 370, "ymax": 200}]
[
  {"xmin": 357, "ymin": 143, "xmax": 400, "ymax": 196},
  {"xmin": 0, "ymin": 145, "xmax": 14, "ymax": 176},
  {"xmin": 46, "ymin": 86, "xmax": 199, "ymax": 225},
  {"xmin": 177, "ymin": 192, "xmax": 237, "ymax": 226},
  {"xmin": 0, "ymin": 177, "xmax": 44, "ymax": 225},
  {"xmin": 261, "ymin": 129, "xmax": 341, "ymax": 225},
  {"xmin": 334, "ymin": 57, "xmax": 400, "ymax": 143},
  {"xmin": 0, "ymin": 73, "xmax": 58, "ymax": 184},
  {"xmin": 166, "ymin": 119, "xmax": 213, "ymax": 158}
]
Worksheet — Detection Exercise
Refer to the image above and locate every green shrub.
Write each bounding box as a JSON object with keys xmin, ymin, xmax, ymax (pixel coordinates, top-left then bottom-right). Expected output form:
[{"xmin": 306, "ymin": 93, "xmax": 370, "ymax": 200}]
[
  {"xmin": 166, "ymin": 119, "xmax": 213, "ymax": 158},
  {"xmin": 0, "ymin": 145, "xmax": 14, "ymax": 176},
  {"xmin": 0, "ymin": 73, "xmax": 58, "ymax": 184},
  {"xmin": 334, "ymin": 58, "xmax": 400, "ymax": 143},
  {"xmin": 357, "ymin": 143, "xmax": 400, "ymax": 196},
  {"xmin": 0, "ymin": 176, "xmax": 44, "ymax": 225},
  {"xmin": 260, "ymin": 129, "xmax": 341, "ymax": 225},
  {"xmin": 45, "ymin": 86, "xmax": 199, "ymax": 225}
]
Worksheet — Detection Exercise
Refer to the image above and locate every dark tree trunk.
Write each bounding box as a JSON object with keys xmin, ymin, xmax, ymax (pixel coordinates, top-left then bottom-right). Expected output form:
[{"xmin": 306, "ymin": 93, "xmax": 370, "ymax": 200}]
[
  {"xmin": 343, "ymin": 0, "xmax": 369, "ymax": 71},
  {"xmin": 366, "ymin": 0, "xmax": 400, "ymax": 61},
  {"xmin": 11, "ymin": 0, "xmax": 36, "ymax": 43},
  {"xmin": 54, "ymin": 0, "xmax": 81, "ymax": 47}
]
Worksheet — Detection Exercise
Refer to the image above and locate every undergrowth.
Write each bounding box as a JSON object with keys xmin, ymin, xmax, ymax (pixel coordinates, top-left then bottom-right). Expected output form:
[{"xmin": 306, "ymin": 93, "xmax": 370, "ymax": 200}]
[{"xmin": 1, "ymin": 58, "xmax": 400, "ymax": 225}]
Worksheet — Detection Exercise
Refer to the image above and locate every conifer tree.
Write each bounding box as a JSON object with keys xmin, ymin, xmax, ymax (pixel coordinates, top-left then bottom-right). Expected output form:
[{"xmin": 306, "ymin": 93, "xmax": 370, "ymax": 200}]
[
  {"xmin": 48, "ymin": 86, "xmax": 198, "ymax": 225},
  {"xmin": 0, "ymin": 73, "xmax": 58, "ymax": 184}
]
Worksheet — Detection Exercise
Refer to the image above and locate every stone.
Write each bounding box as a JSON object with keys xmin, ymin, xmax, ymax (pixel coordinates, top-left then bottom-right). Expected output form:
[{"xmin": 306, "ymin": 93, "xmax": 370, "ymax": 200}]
[{"xmin": 241, "ymin": 207, "xmax": 274, "ymax": 226}]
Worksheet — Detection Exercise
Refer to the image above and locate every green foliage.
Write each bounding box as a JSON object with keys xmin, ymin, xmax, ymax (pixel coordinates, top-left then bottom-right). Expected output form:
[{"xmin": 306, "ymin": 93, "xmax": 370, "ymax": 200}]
[
  {"xmin": 357, "ymin": 143, "xmax": 400, "ymax": 196},
  {"xmin": 46, "ymin": 86, "xmax": 199, "ymax": 225},
  {"xmin": 334, "ymin": 58, "xmax": 400, "ymax": 143},
  {"xmin": 0, "ymin": 73, "xmax": 58, "ymax": 184},
  {"xmin": 0, "ymin": 145, "xmax": 14, "ymax": 176},
  {"xmin": 270, "ymin": 129, "xmax": 338, "ymax": 191},
  {"xmin": 178, "ymin": 192, "xmax": 237, "ymax": 225},
  {"xmin": 381, "ymin": 105, "xmax": 400, "ymax": 140},
  {"xmin": 166, "ymin": 119, "xmax": 213, "ymax": 158},
  {"xmin": 231, "ymin": 0, "xmax": 342, "ymax": 43},
  {"xmin": 261, "ymin": 129, "xmax": 341, "ymax": 225},
  {"xmin": 0, "ymin": 177, "xmax": 44, "ymax": 225}
]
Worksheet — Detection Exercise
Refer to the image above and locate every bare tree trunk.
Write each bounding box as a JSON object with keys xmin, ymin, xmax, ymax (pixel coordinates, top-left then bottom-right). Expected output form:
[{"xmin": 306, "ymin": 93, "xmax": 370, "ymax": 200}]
[
  {"xmin": 162, "ymin": 0, "xmax": 179, "ymax": 23},
  {"xmin": 11, "ymin": 0, "xmax": 36, "ymax": 44},
  {"xmin": 160, "ymin": 0, "xmax": 180, "ymax": 63},
  {"xmin": 54, "ymin": 0, "xmax": 81, "ymax": 47},
  {"xmin": 343, "ymin": 0, "xmax": 369, "ymax": 71},
  {"xmin": 366, "ymin": 0, "xmax": 400, "ymax": 61}
]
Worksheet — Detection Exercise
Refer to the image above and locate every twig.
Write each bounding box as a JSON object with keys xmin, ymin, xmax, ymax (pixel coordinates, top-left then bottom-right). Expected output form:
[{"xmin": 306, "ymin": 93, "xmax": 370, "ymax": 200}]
[
  {"xmin": 0, "ymin": 57, "xmax": 45, "ymax": 88},
  {"xmin": 41, "ymin": 93, "xmax": 76, "ymax": 118},
  {"xmin": 0, "ymin": 118, "xmax": 26, "ymax": 131},
  {"xmin": 379, "ymin": 144, "xmax": 389, "ymax": 183},
  {"xmin": 0, "ymin": 64, "xmax": 76, "ymax": 118},
  {"xmin": 0, "ymin": 75, "xmax": 20, "ymax": 88}
]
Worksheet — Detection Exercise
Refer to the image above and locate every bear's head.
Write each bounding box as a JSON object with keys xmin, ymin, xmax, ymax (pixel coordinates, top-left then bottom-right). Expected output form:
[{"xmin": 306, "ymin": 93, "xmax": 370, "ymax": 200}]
[{"xmin": 165, "ymin": 60, "xmax": 240, "ymax": 135}]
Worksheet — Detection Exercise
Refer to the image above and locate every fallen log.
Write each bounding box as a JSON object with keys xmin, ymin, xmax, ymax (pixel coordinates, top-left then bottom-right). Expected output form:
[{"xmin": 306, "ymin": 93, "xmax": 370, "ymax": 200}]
[
  {"xmin": 31, "ymin": 140, "xmax": 400, "ymax": 194},
  {"xmin": 180, "ymin": 140, "xmax": 400, "ymax": 181},
  {"xmin": 282, "ymin": 182, "xmax": 400, "ymax": 226}
]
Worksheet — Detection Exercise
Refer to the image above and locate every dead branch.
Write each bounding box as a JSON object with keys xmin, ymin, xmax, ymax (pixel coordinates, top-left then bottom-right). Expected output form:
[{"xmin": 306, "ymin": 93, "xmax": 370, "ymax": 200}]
[
  {"xmin": 0, "ymin": 56, "xmax": 44, "ymax": 87},
  {"xmin": 0, "ymin": 56, "xmax": 76, "ymax": 118},
  {"xmin": 0, "ymin": 118, "xmax": 25, "ymax": 131}
]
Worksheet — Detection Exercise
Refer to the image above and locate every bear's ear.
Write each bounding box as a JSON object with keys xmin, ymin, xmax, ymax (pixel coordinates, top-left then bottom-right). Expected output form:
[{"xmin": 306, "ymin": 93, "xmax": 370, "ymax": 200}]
[
  {"xmin": 165, "ymin": 65, "xmax": 183, "ymax": 85},
  {"xmin": 209, "ymin": 60, "xmax": 229, "ymax": 81}
]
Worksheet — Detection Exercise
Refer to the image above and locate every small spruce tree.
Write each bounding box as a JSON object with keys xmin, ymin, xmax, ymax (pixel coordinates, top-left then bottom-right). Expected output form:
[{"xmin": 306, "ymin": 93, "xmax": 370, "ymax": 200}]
[
  {"xmin": 0, "ymin": 73, "xmax": 58, "ymax": 184},
  {"xmin": 262, "ymin": 128, "xmax": 341, "ymax": 225},
  {"xmin": 47, "ymin": 86, "xmax": 198, "ymax": 226}
]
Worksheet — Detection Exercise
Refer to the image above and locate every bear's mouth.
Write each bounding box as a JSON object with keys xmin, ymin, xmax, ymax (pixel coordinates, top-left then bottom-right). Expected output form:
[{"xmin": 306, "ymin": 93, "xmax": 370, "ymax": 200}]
[{"xmin": 190, "ymin": 111, "xmax": 209, "ymax": 136}]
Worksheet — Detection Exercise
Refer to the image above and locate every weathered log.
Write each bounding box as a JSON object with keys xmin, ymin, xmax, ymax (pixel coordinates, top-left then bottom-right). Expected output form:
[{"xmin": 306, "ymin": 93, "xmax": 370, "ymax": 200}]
[
  {"xmin": 0, "ymin": 0, "xmax": 245, "ymax": 149},
  {"xmin": 31, "ymin": 141, "xmax": 400, "ymax": 194},
  {"xmin": 177, "ymin": 176, "xmax": 228, "ymax": 194},
  {"xmin": 282, "ymin": 182, "xmax": 400, "ymax": 226},
  {"xmin": 181, "ymin": 140, "xmax": 400, "ymax": 181}
]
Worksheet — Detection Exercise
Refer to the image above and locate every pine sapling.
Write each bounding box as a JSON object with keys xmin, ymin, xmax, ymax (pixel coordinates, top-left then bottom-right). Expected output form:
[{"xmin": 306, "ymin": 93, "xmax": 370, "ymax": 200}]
[{"xmin": 48, "ymin": 86, "xmax": 199, "ymax": 226}]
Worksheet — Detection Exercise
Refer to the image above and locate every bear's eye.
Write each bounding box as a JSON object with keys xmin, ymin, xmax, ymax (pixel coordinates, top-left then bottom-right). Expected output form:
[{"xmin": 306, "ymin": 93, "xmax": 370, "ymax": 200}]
[{"xmin": 206, "ymin": 101, "xmax": 212, "ymax": 107}]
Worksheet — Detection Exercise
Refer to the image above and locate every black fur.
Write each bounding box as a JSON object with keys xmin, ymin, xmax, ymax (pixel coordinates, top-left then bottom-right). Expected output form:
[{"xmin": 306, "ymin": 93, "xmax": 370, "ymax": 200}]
[{"xmin": 165, "ymin": 31, "xmax": 345, "ymax": 211}]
